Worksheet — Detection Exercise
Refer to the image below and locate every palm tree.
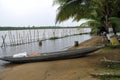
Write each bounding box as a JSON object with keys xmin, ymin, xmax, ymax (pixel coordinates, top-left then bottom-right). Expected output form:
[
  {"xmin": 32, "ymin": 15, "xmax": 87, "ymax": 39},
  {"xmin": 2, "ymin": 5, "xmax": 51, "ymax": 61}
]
[
  {"xmin": 54, "ymin": 0, "xmax": 96, "ymax": 22},
  {"xmin": 54, "ymin": 0, "xmax": 120, "ymax": 32},
  {"xmin": 54, "ymin": 0, "xmax": 120, "ymax": 45}
]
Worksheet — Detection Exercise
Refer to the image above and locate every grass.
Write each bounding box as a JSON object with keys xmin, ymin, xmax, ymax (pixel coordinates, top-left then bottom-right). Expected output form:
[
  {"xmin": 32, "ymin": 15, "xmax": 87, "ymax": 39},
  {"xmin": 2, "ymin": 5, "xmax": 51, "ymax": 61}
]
[
  {"xmin": 98, "ymin": 65, "xmax": 120, "ymax": 73},
  {"xmin": 96, "ymin": 60, "xmax": 120, "ymax": 80},
  {"xmin": 103, "ymin": 45, "xmax": 120, "ymax": 50},
  {"xmin": 101, "ymin": 77, "xmax": 120, "ymax": 80},
  {"xmin": 94, "ymin": 46, "xmax": 120, "ymax": 80},
  {"xmin": 96, "ymin": 69, "xmax": 120, "ymax": 80}
]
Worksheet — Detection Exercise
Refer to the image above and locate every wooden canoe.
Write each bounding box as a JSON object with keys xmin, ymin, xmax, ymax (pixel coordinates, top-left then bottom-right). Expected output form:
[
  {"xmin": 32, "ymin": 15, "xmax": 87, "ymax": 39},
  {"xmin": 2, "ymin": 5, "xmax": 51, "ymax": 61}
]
[{"xmin": 0, "ymin": 46, "xmax": 104, "ymax": 63}]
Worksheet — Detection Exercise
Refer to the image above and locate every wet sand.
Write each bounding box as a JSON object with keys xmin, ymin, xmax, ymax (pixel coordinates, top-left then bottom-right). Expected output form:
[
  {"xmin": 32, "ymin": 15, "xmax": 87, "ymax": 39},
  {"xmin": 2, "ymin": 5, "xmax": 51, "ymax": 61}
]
[{"xmin": 0, "ymin": 36, "xmax": 119, "ymax": 80}]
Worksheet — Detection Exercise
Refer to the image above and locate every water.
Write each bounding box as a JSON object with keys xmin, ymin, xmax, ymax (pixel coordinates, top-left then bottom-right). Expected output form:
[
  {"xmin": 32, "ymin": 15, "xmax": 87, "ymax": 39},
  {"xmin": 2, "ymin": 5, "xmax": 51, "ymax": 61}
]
[
  {"xmin": 0, "ymin": 34, "xmax": 91, "ymax": 56},
  {"xmin": 0, "ymin": 28, "xmax": 91, "ymax": 71},
  {"xmin": 0, "ymin": 28, "xmax": 91, "ymax": 46}
]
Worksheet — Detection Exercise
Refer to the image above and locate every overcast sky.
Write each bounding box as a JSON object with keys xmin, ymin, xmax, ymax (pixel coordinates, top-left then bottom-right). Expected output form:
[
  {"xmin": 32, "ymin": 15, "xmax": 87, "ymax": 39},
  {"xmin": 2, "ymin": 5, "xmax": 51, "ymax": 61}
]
[{"xmin": 0, "ymin": 0, "xmax": 85, "ymax": 27}]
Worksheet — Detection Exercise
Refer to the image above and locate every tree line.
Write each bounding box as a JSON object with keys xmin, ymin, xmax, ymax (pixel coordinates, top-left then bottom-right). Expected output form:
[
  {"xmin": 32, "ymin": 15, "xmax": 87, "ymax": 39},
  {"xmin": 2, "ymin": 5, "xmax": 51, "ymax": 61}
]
[{"xmin": 0, "ymin": 26, "xmax": 78, "ymax": 31}]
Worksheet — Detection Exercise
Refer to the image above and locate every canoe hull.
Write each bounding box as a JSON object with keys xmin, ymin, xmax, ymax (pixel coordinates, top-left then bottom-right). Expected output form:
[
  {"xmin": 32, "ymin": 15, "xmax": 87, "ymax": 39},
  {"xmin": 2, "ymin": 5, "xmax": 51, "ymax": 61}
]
[{"xmin": 0, "ymin": 46, "xmax": 104, "ymax": 63}]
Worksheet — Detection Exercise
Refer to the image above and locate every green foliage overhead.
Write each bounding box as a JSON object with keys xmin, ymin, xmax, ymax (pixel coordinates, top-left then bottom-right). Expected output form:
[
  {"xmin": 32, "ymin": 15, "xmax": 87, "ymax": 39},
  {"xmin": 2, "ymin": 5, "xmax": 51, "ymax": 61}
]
[
  {"xmin": 54, "ymin": 0, "xmax": 97, "ymax": 23},
  {"xmin": 109, "ymin": 17, "xmax": 120, "ymax": 26},
  {"xmin": 109, "ymin": 17, "xmax": 120, "ymax": 32},
  {"xmin": 54, "ymin": 0, "xmax": 120, "ymax": 30}
]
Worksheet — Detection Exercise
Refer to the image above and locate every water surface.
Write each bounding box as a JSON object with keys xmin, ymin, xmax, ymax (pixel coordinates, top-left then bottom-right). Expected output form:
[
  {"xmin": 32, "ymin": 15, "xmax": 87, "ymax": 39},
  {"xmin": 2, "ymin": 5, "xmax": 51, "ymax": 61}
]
[{"xmin": 0, "ymin": 28, "xmax": 91, "ymax": 71}]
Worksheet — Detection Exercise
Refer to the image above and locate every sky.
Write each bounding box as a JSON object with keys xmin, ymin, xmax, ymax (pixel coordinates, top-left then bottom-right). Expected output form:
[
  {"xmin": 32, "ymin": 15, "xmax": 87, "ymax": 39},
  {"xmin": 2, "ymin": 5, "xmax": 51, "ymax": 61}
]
[{"xmin": 0, "ymin": 0, "xmax": 85, "ymax": 27}]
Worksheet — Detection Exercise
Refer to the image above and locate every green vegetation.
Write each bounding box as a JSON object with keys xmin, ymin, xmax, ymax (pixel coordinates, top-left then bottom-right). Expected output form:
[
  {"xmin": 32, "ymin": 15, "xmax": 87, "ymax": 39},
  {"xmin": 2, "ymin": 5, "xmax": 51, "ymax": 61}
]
[
  {"xmin": 90, "ymin": 45, "xmax": 120, "ymax": 80},
  {"xmin": 98, "ymin": 64, "xmax": 120, "ymax": 80},
  {"xmin": 104, "ymin": 45, "xmax": 120, "ymax": 50},
  {"xmin": 54, "ymin": 0, "xmax": 120, "ymax": 34},
  {"xmin": 49, "ymin": 37, "xmax": 59, "ymax": 40},
  {"xmin": 101, "ymin": 77, "xmax": 120, "ymax": 80},
  {"xmin": 48, "ymin": 32, "xmax": 90, "ymax": 40}
]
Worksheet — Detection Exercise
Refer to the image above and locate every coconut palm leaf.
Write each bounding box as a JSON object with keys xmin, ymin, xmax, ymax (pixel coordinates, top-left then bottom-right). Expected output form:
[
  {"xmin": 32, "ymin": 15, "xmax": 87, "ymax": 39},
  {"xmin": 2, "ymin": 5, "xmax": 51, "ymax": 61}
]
[
  {"xmin": 54, "ymin": 0, "xmax": 97, "ymax": 23},
  {"xmin": 53, "ymin": 0, "xmax": 68, "ymax": 5},
  {"xmin": 54, "ymin": 0, "xmax": 120, "ymax": 34},
  {"xmin": 80, "ymin": 20, "xmax": 101, "ymax": 27},
  {"xmin": 109, "ymin": 17, "xmax": 120, "ymax": 32},
  {"xmin": 109, "ymin": 17, "xmax": 120, "ymax": 26}
]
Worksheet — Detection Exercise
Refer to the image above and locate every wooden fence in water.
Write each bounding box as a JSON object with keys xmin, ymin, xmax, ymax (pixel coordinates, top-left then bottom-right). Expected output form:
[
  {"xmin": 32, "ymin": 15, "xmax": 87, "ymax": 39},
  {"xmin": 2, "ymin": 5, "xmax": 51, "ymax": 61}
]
[{"xmin": 0, "ymin": 28, "xmax": 91, "ymax": 47}]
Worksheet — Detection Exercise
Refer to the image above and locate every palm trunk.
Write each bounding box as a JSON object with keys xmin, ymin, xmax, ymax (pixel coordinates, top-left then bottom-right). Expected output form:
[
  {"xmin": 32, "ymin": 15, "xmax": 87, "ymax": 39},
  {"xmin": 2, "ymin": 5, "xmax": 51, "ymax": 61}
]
[
  {"xmin": 103, "ymin": 0, "xmax": 119, "ymax": 45},
  {"xmin": 104, "ymin": 0, "xmax": 109, "ymax": 31}
]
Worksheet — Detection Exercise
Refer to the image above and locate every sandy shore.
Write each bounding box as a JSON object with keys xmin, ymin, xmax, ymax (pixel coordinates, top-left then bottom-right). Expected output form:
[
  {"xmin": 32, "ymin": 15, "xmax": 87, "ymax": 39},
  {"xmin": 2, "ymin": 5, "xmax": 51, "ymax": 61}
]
[{"xmin": 0, "ymin": 36, "xmax": 120, "ymax": 80}]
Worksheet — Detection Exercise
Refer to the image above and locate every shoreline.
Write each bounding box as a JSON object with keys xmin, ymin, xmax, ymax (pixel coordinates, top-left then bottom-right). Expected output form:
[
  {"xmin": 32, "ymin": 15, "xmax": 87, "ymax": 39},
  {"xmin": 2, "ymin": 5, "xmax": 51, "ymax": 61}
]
[
  {"xmin": 0, "ymin": 38, "xmax": 101, "ymax": 80},
  {"xmin": 0, "ymin": 36, "xmax": 119, "ymax": 80}
]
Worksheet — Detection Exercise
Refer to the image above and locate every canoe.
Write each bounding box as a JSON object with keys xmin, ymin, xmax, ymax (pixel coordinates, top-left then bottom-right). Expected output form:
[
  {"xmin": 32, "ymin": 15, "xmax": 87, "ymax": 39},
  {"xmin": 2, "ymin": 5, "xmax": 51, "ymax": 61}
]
[{"xmin": 0, "ymin": 46, "xmax": 104, "ymax": 63}]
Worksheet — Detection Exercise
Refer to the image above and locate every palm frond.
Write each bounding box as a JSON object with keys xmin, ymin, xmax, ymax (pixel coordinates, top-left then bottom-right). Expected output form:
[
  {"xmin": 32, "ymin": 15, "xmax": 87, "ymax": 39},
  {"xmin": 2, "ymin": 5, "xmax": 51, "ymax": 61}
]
[
  {"xmin": 109, "ymin": 17, "xmax": 120, "ymax": 28},
  {"xmin": 53, "ymin": 0, "xmax": 68, "ymax": 5},
  {"xmin": 55, "ymin": 0, "xmax": 96, "ymax": 23},
  {"xmin": 79, "ymin": 19, "xmax": 101, "ymax": 28}
]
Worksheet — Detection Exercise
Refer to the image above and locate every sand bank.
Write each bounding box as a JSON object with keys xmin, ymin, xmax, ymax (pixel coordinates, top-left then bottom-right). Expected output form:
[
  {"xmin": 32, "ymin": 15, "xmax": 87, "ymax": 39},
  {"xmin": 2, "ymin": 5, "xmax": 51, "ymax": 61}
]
[{"xmin": 1, "ymin": 36, "xmax": 119, "ymax": 80}]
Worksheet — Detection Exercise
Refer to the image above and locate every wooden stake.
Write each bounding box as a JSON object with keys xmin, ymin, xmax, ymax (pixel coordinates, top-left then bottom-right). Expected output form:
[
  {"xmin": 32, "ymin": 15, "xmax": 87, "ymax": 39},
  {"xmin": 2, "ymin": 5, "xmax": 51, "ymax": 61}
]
[
  {"xmin": 1, "ymin": 34, "xmax": 7, "ymax": 47},
  {"xmin": 74, "ymin": 41, "xmax": 79, "ymax": 47},
  {"xmin": 8, "ymin": 31, "xmax": 12, "ymax": 45}
]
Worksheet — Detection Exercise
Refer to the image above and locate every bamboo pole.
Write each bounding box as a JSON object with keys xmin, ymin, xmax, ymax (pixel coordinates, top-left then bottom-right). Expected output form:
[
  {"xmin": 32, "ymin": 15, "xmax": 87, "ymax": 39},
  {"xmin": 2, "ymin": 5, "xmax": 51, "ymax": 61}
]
[
  {"xmin": 19, "ymin": 33, "xmax": 21, "ymax": 44},
  {"xmin": 27, "ymin": 31, "xmax": 30, "ymax": 43},
  {"xmin": 37, "ymin": 29, "xmax": 39, "ymax": 41},
  {"xmin": 53, "ymin": 29, "xmax": 55, "ymax": 38},
  {"xmin": 23, "ymin": 30, "xmax": 25, "ymax": 44},
  {"xmin": 13, "ymin": 34, "xmax": 16, "ymax": 45},
  {"xmin": 8, "ymin": 31, "xmax": 12, "ymax": 45},
  {"xmin": 34, "ymin": 29, "xmax": 35, "ymax": 41},
  {"xmin": 10, "ymin": 31, "xmax": 14, "ymax": 46},
  {"xmin": 1, "ymin": 34, "xmax": 7, "ymax": 47},
  {"xmin": 16, "ymin": 30, "xmax": 19, "ymax": 45},
  {"xmin": 21, "ymin": 31, "xmax": 24, "ymax": 44},
  {"xmin": 29, "ymin": 30, "xmax": 32, "ymax": 42},
  {"xmin": 42, "ymin": 29, "xmax": 45, "ymax": 40},
  {"xmin": 62, "ymin": 29, "xmax": 64, "ymax": 37}
]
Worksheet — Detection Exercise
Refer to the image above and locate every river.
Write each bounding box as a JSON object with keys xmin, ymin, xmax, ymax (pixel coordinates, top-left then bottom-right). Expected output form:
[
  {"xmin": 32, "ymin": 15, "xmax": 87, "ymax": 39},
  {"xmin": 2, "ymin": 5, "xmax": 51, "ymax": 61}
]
[{"xmin": 0, "ymin": 28, "xmax": 91, "ymax": 71}]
